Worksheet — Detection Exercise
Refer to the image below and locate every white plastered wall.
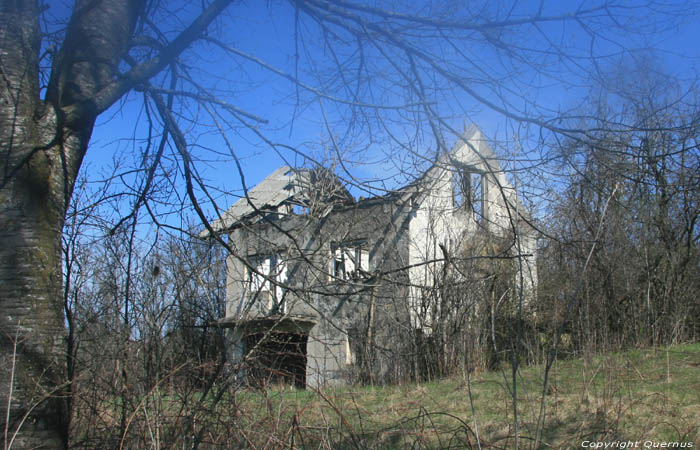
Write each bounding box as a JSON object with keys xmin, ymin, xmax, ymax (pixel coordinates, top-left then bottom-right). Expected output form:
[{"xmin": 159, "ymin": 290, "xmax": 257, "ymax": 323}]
[{"xmin": 406, "ymin": 127, "xmax": 537, "ymax": 329}]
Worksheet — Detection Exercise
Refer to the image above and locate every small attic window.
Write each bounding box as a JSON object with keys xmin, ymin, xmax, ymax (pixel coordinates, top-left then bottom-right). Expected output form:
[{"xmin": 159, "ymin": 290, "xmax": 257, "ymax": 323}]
[
  {"xmin": 292, "ymin": 204, "xmax": 309, "ymax": 215},
  {"xmin": 453, "ymin": 170, "xmax": 485, "ymax": 220}
]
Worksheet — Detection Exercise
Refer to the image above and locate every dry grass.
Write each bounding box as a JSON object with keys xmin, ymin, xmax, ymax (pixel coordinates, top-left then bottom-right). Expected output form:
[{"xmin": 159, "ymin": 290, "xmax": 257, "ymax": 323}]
[
  {"xmin": 71, "ymin": 343, "xmax": 699, "ymax": 448},
  {"xmin": 231, "ymin": 343, "xmax": 700, "ymax": 449}
]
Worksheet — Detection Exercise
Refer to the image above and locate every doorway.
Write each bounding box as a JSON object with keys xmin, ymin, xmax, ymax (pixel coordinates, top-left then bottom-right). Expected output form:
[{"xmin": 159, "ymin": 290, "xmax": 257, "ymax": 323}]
[{"xmin": 244, "ymin": 330, "xmax": 308, "ymax": 389}]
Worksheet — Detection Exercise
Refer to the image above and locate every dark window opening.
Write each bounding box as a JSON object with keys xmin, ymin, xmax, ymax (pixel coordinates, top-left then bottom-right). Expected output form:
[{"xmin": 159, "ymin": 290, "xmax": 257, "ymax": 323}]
[
  {"xmin": 471, "ymin": 172, "xmax": 484, "ymax": 219},
  {"xmin": 244, "ymin": 331, "xmax": 308, "ymax": 389},
  {"xmin": 452, "ymin": 171, "xmax": 467, "ymax": 208},
  {"xmin": 453, "ymin": 170, "xmax": 485, "ymax": 220}
]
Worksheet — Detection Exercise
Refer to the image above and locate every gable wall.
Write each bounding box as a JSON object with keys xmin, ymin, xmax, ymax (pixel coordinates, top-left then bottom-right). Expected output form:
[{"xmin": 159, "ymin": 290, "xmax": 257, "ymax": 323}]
[{"xmin": 406, "ymin": 129, "xmax": 538, "ymax": 328}]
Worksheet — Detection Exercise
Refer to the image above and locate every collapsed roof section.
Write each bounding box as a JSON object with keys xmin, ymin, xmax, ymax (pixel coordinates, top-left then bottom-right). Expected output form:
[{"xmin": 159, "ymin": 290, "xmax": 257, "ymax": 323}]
[
  {"xmin": 204, "ymin": 166, "xmax": 354, "ymax": 235},
  {"xmin": 202, "ymin": 124, "xmax": 529, "ymax": 236}
]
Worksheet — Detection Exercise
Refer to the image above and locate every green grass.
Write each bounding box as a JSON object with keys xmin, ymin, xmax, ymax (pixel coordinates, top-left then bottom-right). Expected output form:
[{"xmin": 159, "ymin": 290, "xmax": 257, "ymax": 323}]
[{"xmin": 233, "ymin": 343, "xmax": 700, "ymax": 448}]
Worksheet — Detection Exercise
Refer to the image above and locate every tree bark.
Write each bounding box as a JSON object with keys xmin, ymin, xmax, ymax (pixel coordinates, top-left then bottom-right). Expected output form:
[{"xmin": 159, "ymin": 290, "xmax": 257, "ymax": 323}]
[
  {"xmin": 1, "ymin": 0, "xmax": 235, "ymax": 445},
  {"xmin": 0, "ymin": 2, "xmax": 65, "ymax": 447},
  {"xmin": 0, "ymin": 1, "xmax": 140, "ymax": 447}
]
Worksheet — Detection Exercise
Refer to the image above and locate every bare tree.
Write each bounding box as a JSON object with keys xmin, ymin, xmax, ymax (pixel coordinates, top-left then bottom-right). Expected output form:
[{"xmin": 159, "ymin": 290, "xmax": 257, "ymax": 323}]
[
  {"xmin": 1, "ymin": 1, "xmax": 234, "ymax": 447},
  {"xmin": 539, "ymin": 72, "xmax": 700, "ymax": 352}
]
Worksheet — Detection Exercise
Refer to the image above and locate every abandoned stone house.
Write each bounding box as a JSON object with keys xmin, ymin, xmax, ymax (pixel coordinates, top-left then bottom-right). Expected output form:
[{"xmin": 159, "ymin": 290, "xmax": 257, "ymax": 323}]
[{"xmin": 207, "ymin": 125, "xmax": 537, "ymax": 388}]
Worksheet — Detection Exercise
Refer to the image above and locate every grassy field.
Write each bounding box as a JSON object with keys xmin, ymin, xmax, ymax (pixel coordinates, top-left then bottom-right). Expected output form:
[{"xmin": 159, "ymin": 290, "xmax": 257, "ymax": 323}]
[{"xmin": 233, "ymin": 343, "xmax": 700, "ymax": 449}]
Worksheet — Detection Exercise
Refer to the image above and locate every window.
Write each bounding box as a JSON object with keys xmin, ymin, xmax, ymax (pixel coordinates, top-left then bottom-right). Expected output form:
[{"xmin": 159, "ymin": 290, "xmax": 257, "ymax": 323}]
[
  {"xmin": 470, "ymin": 172, "xmax": 484, "ymax": 218},
  {"xmin": 248, "ymin": 253, "xmax": 288, "ymax": 311},
  {"xmin": 452, "ymin": 170, "xmax": 466, "ymax": 208},
  {"xmin": 453, "ymin": 170, "xmax": 485, "ymax": 219},
  {"xmin": 331, "ymin": 242, "xmax": 369, "ymax": 280}
]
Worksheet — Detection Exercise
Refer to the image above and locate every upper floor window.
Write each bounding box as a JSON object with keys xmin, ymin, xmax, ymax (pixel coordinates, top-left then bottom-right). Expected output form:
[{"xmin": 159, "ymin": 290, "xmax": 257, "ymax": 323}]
[
  {"xmin": 248, "ymin": 253, "xmax": 288, "ymax": 311},
  {"xmin": 453, "ymin": 170, "xmax": 485, "ymax": 220},
  {"xmin": 331, "ymin": 241, "xmax": 369, "ymax": 281}
]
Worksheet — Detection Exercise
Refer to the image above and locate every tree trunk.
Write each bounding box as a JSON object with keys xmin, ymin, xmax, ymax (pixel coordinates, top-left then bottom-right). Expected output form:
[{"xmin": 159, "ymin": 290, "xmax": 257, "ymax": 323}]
[
  {"xmin": 0, "ymin": 2, "xmax": 66, "ymax": 447},
  {"xmin": 0, "ymin": 142, "xmax": 69, "ymax": 448},
  {"xmin": 0, "ymin": 0, "xmax": 231, "ymax": 446},
  {"xmin": 0, "ymin": 1, "xmax": 135, "ymax": 447},
  {"xmin": 0, "ymin": 55, "xmax": 88, "ymax": 450}
]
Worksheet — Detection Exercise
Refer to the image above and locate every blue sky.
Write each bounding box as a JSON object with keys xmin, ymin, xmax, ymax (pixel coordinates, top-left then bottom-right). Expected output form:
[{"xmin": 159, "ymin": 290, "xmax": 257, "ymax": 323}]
[{"xmin": 65, "ymin": 0, "xmax": 700, "ymax": 228}]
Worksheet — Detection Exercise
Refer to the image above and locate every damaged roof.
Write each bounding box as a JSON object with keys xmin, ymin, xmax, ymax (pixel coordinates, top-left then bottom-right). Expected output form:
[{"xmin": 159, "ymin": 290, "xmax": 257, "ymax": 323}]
[
  {"xmin": 205, "ymin": 166, "xmax": 296, "ymax": 234},
  {"xmin": 203, "ymin": 165, "xmax": 353, "ymax": 235},
  {"xmin": 202, "ymin": 124, "xmax": 528, "ymax": 236}
]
